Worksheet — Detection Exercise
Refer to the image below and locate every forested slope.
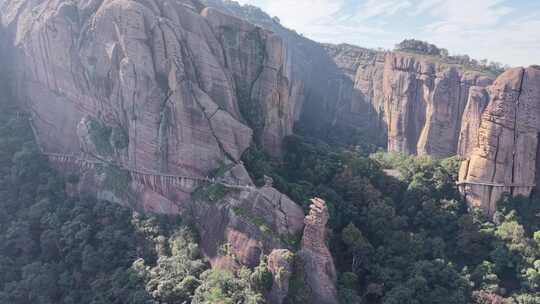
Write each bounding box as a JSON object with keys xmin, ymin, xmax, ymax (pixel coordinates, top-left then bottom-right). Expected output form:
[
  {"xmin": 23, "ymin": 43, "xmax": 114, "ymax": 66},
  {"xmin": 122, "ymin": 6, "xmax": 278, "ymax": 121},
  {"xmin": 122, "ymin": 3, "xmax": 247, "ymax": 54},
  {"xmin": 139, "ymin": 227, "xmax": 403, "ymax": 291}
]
[
  {"xmin": 243, "ymin": 139, "xmax": 540, "ymax": 303},
  {"xmin": 0, "ymin": 98, "xmax": 270, "ymax": 303}
]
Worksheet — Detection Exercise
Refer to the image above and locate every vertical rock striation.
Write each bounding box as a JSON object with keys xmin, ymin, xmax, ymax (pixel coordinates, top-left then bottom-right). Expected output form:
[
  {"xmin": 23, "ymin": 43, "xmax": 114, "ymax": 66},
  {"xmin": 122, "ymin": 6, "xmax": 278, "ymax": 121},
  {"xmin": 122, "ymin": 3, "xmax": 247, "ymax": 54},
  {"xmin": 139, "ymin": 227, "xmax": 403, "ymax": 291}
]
[
  {"xmin": 458, "ymin": 86, "xmax": 491, "ymax": 157},
  {"xmin": 0, "ymin": 0, "xmax": 305, "ymax": 280},
  {"xmin": 0, "ymin": 0, "xmax": 298, "ymax": 208},
  {"xmin": 202, "ymin": 3, "xmax": 502, "ymax": 160},
  {"xmin": 327, "ymin": 47, "xmax": 495, "ymax": 157},
  {"xmin": 458, "ymin": 67, "xmax": 540, "ymax": 215},
  {"xmin": 298, "ymin": 198, "xmax": 338, "ymax": 304},
  {"xmin": 202, "ymin": 1, "xmax": 356, "ymax": 137}
]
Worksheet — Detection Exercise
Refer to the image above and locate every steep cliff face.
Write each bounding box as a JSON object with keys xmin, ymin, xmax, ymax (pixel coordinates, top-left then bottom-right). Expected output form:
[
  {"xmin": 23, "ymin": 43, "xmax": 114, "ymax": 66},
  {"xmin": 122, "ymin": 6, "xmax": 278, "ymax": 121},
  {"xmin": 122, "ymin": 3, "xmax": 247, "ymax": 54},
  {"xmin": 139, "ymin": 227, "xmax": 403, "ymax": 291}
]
[
  {"xmin": 457, "ymin": 86, "xmax": 491, "ymax": 157},
  {"xmin": 326, "ymin": 45, "xmax": 495, "ymax": 157},
  {"xmin": 322, "ymin": 44, "xmax": 386, "ymax": 137},
  {"xmin": 459, "ymin": 67, "xmax": 540, "ymax": 215},
  {"xmin": 202, "ymin": 0, "xmax": 353, "ymax": 136},
  {"xmin": 0, "ymin": 27, "xmax": 7, "ymax": 102},
  {"xmin": 1, "ymin": 0, "xmax": 305, "ymax": 279},
  {"xmin": 2, "ymin": 0, "xmax": 295, "ymax": 163},
  {"xmin": 298, "ymin": 198, "xmax": 338, "ymax": 304},
  {"xmin": 0, "ymin": 25, "xmax": 15, "ymax": 107},
  {"xmin": 199, "ymin": 3, "xmax": 503, "ymax": 159}
]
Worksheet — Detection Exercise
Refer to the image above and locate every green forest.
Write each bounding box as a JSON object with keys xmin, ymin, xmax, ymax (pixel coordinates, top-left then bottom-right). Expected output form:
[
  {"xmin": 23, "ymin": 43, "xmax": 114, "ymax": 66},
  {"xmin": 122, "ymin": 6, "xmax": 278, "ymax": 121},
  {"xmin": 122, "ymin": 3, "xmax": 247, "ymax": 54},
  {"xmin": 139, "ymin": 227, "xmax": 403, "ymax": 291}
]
[
  {"xmin": 1, "ymin": 97, "xmax": 540, "ymax": 303},
  {"xmin": 244, "ymin": 136, "xmax": 540, "ymax": 304},
  {"xmin": 0, "ymin": 105, "xmax": 271, "ymax": 303}
]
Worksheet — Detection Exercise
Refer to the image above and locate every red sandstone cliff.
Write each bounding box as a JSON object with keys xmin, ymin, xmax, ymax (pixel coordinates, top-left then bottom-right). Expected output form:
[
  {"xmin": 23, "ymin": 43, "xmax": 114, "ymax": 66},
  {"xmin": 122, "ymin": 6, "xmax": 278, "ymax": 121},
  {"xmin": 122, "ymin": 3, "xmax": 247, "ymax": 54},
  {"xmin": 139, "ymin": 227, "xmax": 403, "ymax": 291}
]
[
  {"xmin": 459, "ymin": 67, "xmax": 540, "ymax": 215},
  {"xmin": 0, "ymin": 0, "xmax": 304, "ymax": 284},
  {"xmin": 325, "ymin": 44, "xmax": 495, "ymax": 157}
]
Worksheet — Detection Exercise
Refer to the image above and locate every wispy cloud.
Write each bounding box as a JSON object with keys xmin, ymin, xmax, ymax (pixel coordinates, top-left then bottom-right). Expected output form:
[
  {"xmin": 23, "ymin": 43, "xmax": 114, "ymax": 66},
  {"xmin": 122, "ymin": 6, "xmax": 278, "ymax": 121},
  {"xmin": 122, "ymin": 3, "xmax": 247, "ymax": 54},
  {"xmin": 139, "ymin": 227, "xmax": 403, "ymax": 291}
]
[
  {"xmin": 356, "ymin": 0, "xmax": 413, "ymax": 20},
  {"xmin": 422, "ymin": 0, "xmax": 513, "ymax": 27},
  {"xmin": 417, "ymin": 0, "xmax": 536, "ymax": 65},
  {"xmin": 241, "ymin": 0, "xmax": 343, "ymax": 29},
  {"xmin": 234, "ymin": 0, "xmax": 540, "ymax": 66},
  {"xmin": 412, "ymin": 0, "xmax": 446, "ymax": 16}
]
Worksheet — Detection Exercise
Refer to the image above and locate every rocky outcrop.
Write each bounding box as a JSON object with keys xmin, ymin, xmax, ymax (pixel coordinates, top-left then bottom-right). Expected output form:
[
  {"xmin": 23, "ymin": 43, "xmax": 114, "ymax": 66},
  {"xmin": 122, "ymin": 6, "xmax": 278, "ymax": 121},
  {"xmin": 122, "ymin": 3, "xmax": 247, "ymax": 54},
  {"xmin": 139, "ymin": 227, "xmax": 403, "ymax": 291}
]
[
  {"xmin": 458, "ymin": 67, "xmax": 540, "ymax": 215},
  {"xmin": 193, "ymin": 183, "xmax": 304, "ymax": 269},
  {"xmin": 7, "ymin": 0, "xmax": 294, "ymax": 160},
  {"xmin": 0, "ymin": 0, "xmax": 306, "ymax": 279},
  {"xmin": 323, "ymin": 43, "xmax": 379, "ymax": 81},
  {"xmin": 298, "ymin": 198, "xmax": 338, "ymax": 304},
  {"xmin": 322, "ymin": 44, "xmax": 386, "ymax": 138}
]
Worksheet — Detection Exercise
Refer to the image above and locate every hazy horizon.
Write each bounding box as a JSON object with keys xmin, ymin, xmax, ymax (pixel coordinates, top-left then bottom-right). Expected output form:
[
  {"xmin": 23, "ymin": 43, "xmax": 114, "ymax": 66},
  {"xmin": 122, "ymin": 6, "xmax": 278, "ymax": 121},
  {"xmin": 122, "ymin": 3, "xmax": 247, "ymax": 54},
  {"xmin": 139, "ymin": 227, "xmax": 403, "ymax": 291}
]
[{"xmin": 236, "ymin": 0, "xmax": 540, "ymax": 67}]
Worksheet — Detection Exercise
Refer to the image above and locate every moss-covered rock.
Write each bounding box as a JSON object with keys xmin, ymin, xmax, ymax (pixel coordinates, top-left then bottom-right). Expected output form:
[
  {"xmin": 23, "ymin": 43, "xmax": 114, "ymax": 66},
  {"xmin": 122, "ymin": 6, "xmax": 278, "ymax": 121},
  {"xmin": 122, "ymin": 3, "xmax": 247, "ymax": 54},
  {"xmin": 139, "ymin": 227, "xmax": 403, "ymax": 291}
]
[
  {"xmin": 111, "ymin": 126, "xmax": 129, "ymax": 150},
  {"xmin": 96, "ymin": 164, "xmax": 135, "ymax": 204},
  {"xmin": 192, "ymin": 184, "xmax": 231, "ymax": 203},
  {"xmin": 88, "ymin": 118, "xmax": 113, "ymax": 156}
]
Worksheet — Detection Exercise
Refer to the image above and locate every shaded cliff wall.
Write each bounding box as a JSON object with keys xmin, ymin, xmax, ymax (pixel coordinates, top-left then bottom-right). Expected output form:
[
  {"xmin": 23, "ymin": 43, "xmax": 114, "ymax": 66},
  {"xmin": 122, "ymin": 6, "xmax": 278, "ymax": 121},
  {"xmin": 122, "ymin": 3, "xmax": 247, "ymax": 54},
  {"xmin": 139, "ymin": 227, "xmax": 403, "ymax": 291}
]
[
  {"xmin": 459, "ymin": 67, "xmax": 540, "ymax": 215},
  {"xmin": 322, "ymin": 43, "xmax": 387, "ymax": 144},
  {"xmin": 199, "ymin": 2, "xmax": 501, "ymax": 158},
  {"xmin": 0, "ymin": 25, "xmax": 14, "ymax": 107},
  {"xmin": 202, "ymin": 0, "xmax": 356, "ymax": 139}
]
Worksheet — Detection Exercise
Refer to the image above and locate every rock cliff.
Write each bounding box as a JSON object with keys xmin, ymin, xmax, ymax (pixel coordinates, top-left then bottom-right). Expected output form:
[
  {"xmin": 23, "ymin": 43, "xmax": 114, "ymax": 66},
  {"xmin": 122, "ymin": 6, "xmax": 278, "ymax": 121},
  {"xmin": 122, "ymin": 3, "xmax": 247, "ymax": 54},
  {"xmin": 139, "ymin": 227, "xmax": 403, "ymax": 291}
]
[
  {"xmin": 0, "ymin": 0, "xmax": 304, "ymax": 281},
  {"xmin": 458, "ymin": 67, "xmax": 540, "ymax": 215},
  {"xmin": 298, "ymin": 198, "xmax": 338, "ymax": 304},
  {"xmin": 202, "ymin": 0, "xmax": 354, "ymax": 137},
  {"xmin": 192, "ymin": 182, "xmax": 304, "ymax": 269},
  {"xmin": 5, "ymin": 1, "xmax": 540, "ymax": 301},
  {"xmin": 200, "ymin": 2, "xmax": 503, "ymax": 160},
  {"xmin": 2, "ymin": 0, "xmax": 296, "ymax": 163},
  {"xmin": 325, "ymin": 44, "xmax": 495, "ymax": 157}
]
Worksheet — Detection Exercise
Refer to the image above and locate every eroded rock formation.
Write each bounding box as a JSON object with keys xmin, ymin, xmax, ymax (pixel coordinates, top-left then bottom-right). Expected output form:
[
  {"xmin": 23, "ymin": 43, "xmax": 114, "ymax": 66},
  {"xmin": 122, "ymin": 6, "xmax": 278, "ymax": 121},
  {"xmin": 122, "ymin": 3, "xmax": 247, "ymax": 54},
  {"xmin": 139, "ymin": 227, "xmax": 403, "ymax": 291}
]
[
  {"xmin": 298, "ymin": 198, "xmax": 338, "ymax": 304},
  {"xmin": 458, "ymin": 86, "xmax": 491, "ymax": 157},
  {"xmin": 193, "ymin": 182, "xmax": 304, "ymax": 269},
  {"xmin": 203, "ymin": 0, "xmax": 355, "ymax": 136},
  {"xmin": 459, "ymin": 67, "xmax": 540, "ymax": 215},
  {"xmin": 201, "ymin": 4, "xmax": 503, "ymax": 160},
  {"xmin": 0, "ymin": 0, "xmax": 304, "ymax": 278},
  {"xmin": 2, "ymin": 0, "xmax": 295, "ymax": 166},
  {"xmin": 325, "ymin": 44, "xmax": 495, "ymax": 157}
]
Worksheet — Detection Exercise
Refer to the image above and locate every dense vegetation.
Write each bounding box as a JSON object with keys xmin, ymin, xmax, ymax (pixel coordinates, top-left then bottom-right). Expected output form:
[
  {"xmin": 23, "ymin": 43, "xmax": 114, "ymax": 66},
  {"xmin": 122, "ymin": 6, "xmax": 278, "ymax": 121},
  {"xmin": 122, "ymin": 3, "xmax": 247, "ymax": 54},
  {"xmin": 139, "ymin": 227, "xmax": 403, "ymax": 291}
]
[
  {"xmin": 395, "ymin": 39, "xmax": 508, "ymax": 75},
  {"xmin": 2, "ymin": 93, "xmax": 540, "ymax": 303},
  {"xmin": 0, "ymin": 53, "xmax": 535, "ymax": 304},
  {"xmin": 244, "ymin": 136, "xmax": 540, "ymax": 304},
  {"xmin": 0, "ymin": 103, "xmax": 271, "ymax": 303}
]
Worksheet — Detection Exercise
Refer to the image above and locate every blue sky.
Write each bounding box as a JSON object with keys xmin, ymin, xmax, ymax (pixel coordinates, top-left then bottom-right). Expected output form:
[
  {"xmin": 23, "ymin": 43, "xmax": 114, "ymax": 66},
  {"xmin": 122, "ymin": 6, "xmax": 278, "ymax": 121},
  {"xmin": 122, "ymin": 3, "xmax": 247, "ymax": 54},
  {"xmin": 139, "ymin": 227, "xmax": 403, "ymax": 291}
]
[{"xmin": 236, "ymin": 0, "xmax": 540, "ymax": 66}]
